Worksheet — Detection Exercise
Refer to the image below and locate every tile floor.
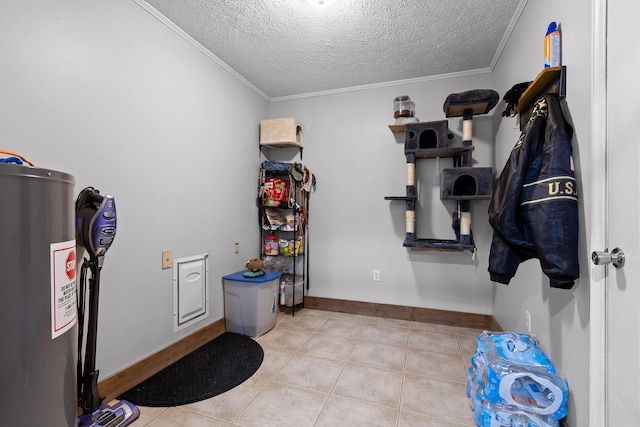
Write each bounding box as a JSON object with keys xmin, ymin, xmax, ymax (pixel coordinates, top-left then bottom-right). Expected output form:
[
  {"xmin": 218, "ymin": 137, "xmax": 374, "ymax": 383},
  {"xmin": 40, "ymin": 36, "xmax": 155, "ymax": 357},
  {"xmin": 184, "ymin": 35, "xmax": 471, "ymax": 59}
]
[{"xmin": 126, "ymin": 308, "xmax": 482, "ymax": 426}]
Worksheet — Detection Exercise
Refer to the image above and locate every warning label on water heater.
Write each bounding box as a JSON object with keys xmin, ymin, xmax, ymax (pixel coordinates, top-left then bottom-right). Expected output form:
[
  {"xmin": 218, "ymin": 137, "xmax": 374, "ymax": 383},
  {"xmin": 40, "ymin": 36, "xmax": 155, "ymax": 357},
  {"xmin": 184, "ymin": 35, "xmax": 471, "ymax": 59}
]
[{"xmin": 50, "ymin": 240, "xmax": 77, "ymax": 339}]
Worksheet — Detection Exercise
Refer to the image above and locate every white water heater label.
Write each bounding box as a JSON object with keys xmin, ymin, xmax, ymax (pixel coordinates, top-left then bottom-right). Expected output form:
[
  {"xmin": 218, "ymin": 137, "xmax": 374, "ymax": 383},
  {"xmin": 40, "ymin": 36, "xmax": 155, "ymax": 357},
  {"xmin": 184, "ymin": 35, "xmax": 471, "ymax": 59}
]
[{"xmin": 50, "ymin": 240, "xmax": 77, "ymax": 339}]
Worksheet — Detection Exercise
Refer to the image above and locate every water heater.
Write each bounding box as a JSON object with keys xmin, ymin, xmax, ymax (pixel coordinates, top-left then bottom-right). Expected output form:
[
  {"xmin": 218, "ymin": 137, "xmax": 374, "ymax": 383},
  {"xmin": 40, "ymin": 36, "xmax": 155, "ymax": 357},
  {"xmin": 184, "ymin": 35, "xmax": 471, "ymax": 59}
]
[{"xmin": 0, "ymin": 163, "xmax": 78, "ymax": 426}]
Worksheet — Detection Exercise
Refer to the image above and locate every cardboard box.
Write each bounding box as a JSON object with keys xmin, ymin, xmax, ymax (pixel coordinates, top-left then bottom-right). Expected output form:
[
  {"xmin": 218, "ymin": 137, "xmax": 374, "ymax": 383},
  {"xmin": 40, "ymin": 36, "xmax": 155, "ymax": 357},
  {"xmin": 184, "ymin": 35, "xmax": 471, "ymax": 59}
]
[{"xmin": 260, "ymin": 118, "xmax": 304, "ymax": 148}]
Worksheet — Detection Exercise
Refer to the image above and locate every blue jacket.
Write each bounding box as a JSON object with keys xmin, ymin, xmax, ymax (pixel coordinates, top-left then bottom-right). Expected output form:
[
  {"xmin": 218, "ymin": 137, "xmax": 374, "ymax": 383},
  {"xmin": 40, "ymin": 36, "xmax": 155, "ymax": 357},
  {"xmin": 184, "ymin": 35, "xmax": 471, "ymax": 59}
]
[{"xmin": 488, "ymin": 94, "xmax": 579, "ymax": 289}]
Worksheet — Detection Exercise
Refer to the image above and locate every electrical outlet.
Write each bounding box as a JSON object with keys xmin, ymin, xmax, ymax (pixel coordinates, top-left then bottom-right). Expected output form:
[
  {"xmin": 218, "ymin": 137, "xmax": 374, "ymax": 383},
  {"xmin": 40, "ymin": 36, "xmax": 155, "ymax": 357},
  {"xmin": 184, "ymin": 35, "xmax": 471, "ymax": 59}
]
[
  {"xmin": 162, "ymin": 250, "xmax": 172, "ymax": 269},
  {"xmin": 373, "ymin": 269, "xmax": 380, "ymax": 282},
  {"xmin": 525, "ymin": 310, "xmax": 531, "ymax": 333}
]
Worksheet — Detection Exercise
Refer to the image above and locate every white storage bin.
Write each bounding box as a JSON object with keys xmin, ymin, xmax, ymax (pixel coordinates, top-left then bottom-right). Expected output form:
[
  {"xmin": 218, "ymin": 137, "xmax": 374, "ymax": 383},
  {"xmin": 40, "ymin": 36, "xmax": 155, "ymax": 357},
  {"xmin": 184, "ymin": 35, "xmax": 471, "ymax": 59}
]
[
  {"xmin": 282, "ymin": 279, "xmax": 303, "ymax": 307},
  {"xmin": 223, "ymin": 269, "xmax": 282, "ymax": 337}
]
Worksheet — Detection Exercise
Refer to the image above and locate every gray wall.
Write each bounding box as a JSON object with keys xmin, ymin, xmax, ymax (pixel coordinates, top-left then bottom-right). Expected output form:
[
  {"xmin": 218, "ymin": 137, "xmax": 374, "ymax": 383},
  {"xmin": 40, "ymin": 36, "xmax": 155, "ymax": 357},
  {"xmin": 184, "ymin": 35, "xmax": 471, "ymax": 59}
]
[
  {"xmin": 0, "ymin": 0, "xmax": 268, "ymax": 377},
  {"xmin": 1, "ymin": 1, "xmax": 591, "ymax": 424},
  {"xmin": 490, "ymin": 1, "xmax": 592, "ymax": 426},
  {"xmin": 269, "ymin": 74, "xmax": 495, "ymax": 315}
]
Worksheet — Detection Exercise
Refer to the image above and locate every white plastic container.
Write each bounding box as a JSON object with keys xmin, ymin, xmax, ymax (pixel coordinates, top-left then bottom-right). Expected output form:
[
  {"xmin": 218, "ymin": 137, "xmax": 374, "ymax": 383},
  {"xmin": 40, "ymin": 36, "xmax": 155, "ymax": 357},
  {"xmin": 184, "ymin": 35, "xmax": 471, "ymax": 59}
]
[
  {"xmin": 223, "ymin": 269, "xmax": 282, "ymax": 337},
  {"xmin": 282, "ymin": 278, "xmax": 304, "ymax": 307}
]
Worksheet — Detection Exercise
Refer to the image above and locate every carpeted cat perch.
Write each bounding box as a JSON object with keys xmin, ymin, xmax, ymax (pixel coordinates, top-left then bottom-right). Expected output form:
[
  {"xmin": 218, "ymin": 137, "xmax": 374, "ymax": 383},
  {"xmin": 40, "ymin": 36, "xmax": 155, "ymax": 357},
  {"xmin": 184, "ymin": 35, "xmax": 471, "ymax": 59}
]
[
  {"xmin": 401, "ymin": 89, "xmax": 499, "ymax": 251},
  {"xmin": 441, "ymin": 89, "xmax": 499, "ymax": 248}
]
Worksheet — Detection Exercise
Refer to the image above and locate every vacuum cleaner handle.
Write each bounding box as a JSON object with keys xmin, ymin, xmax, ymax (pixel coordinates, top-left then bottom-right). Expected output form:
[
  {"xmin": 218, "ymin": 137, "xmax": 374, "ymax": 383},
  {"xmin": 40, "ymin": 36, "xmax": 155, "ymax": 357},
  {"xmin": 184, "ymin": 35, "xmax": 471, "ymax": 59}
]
[
  {"xmin": 80, "ymin": 369, "xmax": 101, "ymax": 414},
  {"xmin": 76, "ymin": 187, "xmax": 117, "ymax": 259},
  {"xmin": 79, "ymin": 261, "xmax": 103, "ymax": 414}
]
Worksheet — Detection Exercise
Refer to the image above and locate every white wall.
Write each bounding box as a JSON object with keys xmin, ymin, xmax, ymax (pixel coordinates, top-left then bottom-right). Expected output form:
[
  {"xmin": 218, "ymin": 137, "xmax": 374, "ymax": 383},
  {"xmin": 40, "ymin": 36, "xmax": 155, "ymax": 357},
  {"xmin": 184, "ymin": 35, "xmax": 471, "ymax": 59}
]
[
  {"xmin": 269, "ymin": 73, "xmax": 495, "ymax": 316},
  {"xmin": 491, "ymin": 1, "xmax": 592, "ymax": 426},
  {"xmin": 0, "ymin": 0, "xmax": 268, "ymax": 377}
]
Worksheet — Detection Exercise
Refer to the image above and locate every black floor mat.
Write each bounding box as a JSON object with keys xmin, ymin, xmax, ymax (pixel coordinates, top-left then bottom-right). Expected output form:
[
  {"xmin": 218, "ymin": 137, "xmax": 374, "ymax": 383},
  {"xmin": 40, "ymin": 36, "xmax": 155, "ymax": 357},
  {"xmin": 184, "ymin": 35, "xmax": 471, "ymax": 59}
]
[{"xmin": 117, "ymin": 332, "xmax": 263, "ymax": 407}]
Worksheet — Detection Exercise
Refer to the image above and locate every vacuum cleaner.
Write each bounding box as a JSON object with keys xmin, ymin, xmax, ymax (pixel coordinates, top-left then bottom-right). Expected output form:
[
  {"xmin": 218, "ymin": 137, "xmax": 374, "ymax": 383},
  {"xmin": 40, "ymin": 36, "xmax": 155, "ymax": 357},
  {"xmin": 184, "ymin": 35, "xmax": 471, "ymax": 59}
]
[{"xmin": 76, "ymin": 187, "xmax": 140, "ymax": 427}]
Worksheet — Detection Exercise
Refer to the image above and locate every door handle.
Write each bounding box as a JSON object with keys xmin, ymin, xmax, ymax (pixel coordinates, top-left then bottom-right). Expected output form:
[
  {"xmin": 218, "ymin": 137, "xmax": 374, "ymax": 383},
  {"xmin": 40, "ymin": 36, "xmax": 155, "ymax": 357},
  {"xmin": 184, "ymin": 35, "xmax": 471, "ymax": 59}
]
[{"xmin": 591, "ymin": 248, "xmax": 625, "ymax": 268}]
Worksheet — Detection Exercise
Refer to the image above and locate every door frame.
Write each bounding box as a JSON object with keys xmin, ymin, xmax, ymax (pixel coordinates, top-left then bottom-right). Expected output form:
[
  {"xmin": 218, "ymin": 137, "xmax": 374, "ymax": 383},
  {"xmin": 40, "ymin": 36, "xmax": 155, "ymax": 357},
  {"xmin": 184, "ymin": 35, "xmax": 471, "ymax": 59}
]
[{"xmin": 589, "ymin": 0, "xmax": 607, "ymax": 425}]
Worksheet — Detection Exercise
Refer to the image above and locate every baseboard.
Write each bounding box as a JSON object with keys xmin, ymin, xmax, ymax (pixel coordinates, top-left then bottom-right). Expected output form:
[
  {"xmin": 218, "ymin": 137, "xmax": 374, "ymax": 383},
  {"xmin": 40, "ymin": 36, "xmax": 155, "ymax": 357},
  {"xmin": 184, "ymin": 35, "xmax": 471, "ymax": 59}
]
[
  {"xmin": 304, "ymin": 296, "xmax": 502, "ymax": 331},
  {"xmin": 98, "ymin": 317, "xmax": 225, "ymax": 403}
]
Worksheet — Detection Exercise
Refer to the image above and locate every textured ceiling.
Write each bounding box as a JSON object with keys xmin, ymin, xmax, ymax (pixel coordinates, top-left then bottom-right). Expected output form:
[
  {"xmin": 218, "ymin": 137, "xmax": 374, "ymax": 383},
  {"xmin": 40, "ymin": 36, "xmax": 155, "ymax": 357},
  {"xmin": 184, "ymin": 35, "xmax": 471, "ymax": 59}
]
[{"xmin": 140, "ymin": 0, "xmax": 524, "ymax": 99}]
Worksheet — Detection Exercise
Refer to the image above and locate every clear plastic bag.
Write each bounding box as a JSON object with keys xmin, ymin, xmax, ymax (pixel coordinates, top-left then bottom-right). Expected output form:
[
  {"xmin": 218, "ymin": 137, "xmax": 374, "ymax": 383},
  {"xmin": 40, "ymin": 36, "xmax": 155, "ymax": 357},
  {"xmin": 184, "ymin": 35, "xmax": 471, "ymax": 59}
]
[
  {"xmin": 263, "ymin": 255, "xmax": 304, "ymax": 275},
  {"xmin": 467, "ymin": 332, "xmax": 569, "ymax": 423}
]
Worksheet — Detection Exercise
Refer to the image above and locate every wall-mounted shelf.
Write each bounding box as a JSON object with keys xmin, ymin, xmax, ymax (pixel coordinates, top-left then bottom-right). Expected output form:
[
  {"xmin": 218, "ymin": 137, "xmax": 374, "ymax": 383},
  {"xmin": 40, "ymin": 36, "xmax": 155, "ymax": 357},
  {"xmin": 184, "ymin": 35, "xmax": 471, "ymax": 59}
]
[
  {"xmin": 384, "ymin": 196, "xmax": 412, "ymax": 201},
  {"xmin": 389, "ymin": 124, "xmax": 406, "ymax": 133},
  {"xmin": 260, "ymin": 141, "xmax": 303, "ymax": 149},
  {"xmin": 408, "ymin": 146, "xmax": 474, "ymax": 159},
  {"xmin": 404, "ymin": 238, "xmax": 475, "ymax": 252},
  {"xmin": 260, "ymin": 143, "xmax": 303, "ymax": 159},
  {"xmin": 516, "ymin": 66, "xmax": 566, "ymax": 130},
  {"xmin": 385, "ymin": 186, "xmax": 416, "ymax": 202}
]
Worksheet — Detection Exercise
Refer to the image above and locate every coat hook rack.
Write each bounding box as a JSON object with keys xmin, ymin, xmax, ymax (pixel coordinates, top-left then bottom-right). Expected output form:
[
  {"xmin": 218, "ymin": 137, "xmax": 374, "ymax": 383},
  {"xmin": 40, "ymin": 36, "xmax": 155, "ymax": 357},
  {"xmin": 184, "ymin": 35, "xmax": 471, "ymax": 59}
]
[{"xmin": 515, "ymin": 66, "xmax": 567, "ymax": 130}]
